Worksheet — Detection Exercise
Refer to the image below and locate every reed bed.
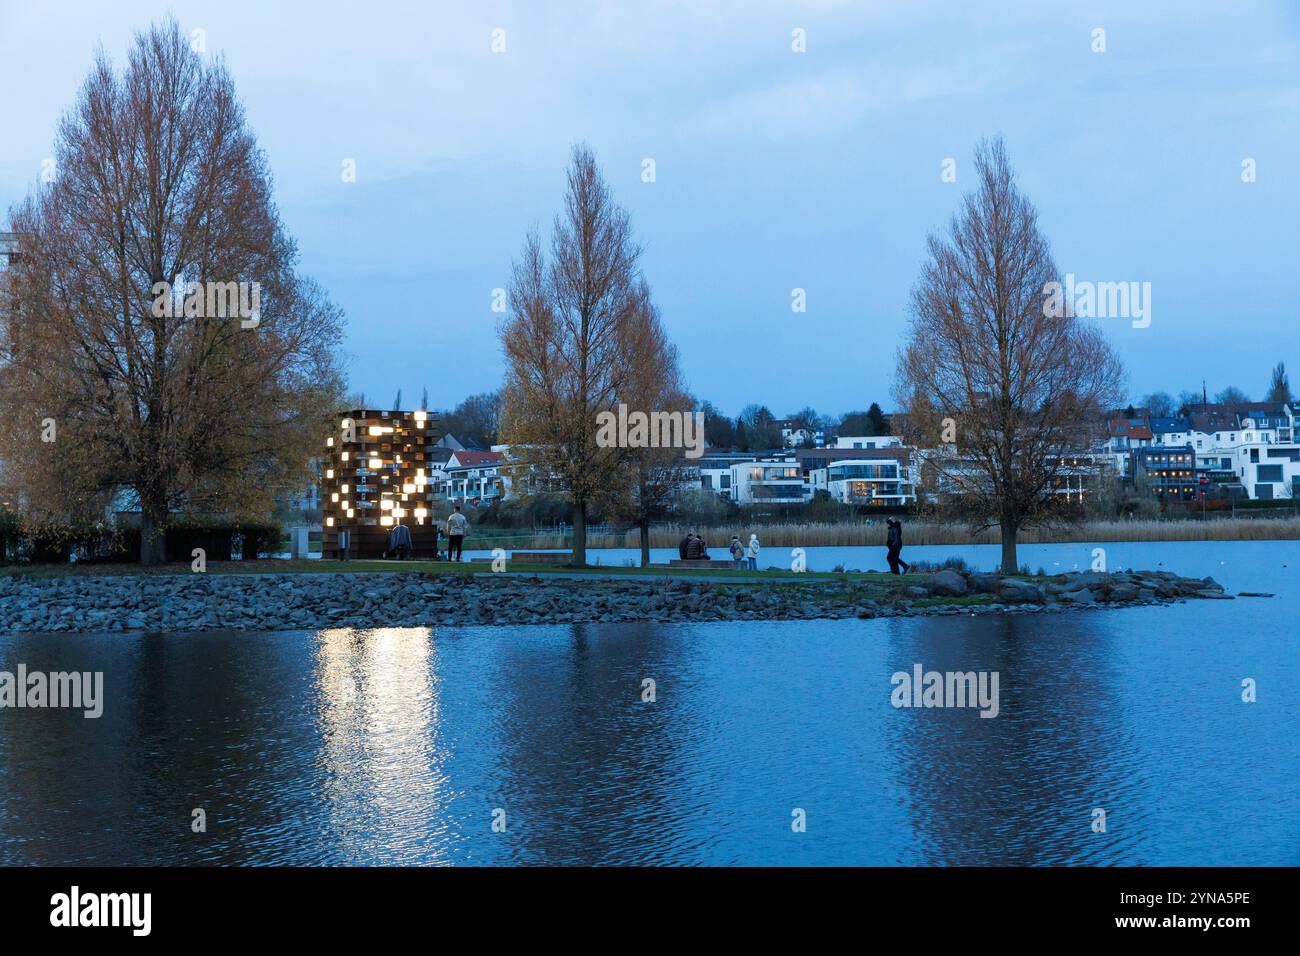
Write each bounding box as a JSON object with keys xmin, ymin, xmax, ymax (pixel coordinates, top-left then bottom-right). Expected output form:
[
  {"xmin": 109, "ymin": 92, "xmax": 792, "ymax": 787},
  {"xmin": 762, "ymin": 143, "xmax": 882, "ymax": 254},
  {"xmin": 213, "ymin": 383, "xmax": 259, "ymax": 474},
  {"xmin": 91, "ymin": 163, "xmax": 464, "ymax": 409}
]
[{"xmin": 578, "ymin": 517, "xmax": 1300, "ymax": 549}]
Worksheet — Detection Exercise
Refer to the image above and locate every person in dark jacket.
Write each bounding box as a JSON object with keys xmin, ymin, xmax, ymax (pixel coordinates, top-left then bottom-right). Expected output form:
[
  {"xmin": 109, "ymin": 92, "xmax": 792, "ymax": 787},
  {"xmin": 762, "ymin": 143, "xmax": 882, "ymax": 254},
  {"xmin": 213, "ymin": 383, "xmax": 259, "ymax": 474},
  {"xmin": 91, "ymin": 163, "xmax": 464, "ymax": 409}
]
[
  {"xmin": 886, "ymin": 519, "xmax": 909, "ymax": 575},
  {"xmin": 684, "ymin": 533, "xmax": 705, "ymax": 560},
  {"xmin": 679, "ymin": 532, "xmax": 693, "ymax": 560},
  {"xmin": 388, "ymin": 521, "xmax": 413, "ymax": 560}
]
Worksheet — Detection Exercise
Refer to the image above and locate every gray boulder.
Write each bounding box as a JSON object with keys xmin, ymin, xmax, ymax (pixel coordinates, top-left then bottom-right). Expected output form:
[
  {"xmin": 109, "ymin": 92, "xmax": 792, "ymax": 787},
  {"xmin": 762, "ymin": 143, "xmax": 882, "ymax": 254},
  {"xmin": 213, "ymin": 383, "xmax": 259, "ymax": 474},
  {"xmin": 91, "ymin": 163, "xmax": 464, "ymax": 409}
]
[
  {"xmin": 928, "ymin": 570, "xmax": 969, "ymax": 596},
  {"xmin": 1058, "ymin": 588, "xmax": 1095, "ymax": 605},
  {"xmin": 999, "ymin": 581, "xmax": 1043, "ymax": 603},
  {"xmin": 1107, "ymin": 583, "xmax": 1139, "ymax": 603}
]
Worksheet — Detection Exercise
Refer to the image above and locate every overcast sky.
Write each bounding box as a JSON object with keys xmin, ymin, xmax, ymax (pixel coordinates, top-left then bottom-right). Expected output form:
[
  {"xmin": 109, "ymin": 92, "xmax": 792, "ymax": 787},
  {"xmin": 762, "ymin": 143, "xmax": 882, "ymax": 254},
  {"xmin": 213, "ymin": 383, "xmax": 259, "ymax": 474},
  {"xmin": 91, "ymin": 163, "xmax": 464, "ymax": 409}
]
[{"xmin": 2, "ymin": 1, "xmax": 1297, "ymax": 417}]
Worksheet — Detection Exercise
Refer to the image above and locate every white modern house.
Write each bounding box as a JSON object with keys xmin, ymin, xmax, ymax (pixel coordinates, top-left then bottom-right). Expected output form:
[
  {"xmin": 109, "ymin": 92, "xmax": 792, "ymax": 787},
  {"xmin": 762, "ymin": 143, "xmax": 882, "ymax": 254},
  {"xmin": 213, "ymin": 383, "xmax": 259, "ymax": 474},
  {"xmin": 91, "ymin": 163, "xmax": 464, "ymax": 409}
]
[
  {"xmin": 440, "ymin": 449, "xmax": 508, "ymax": 505},
  {"xmin": 809, "ymin": 455, "xmax": 915, "ymax": 506},
  {"xmin": 833, "ymin": 435, "xmax": 903, "ymax": 450},
  {"xmin": 695, "ymin": 452, "xmax": 756, "ymax": 499},
  {"xmin": 728, "ymin": 456, "xmax": 809, "ymax": 504},
  {"xmin": 1189, "ymin": 422, "xmax": 1300, "ymax": 499}
]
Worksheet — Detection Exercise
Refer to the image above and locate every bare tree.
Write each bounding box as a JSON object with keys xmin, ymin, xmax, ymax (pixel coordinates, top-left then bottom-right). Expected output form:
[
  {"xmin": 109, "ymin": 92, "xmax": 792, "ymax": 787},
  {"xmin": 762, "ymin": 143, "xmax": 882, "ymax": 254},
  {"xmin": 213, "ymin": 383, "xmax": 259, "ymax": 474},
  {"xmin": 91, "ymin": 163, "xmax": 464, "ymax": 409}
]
[
  {"xmin": 895, "ymin": 136, "xmax": 1125, "ymax": 573},
  {"xmin": 1140, "ymin": 391, "xmax": 1175, "ymax": 417},
  {"xmin": 1265, "ymin": 363, "xmax": 1291, "ymax": 404},
  {"xmin": 1176, "ymin": 389, "xmax": 1203, "ymax": 416},
  {"xmin": 0, "ymin": 20, "xmax": 345, "ymax": 564},
  {"xmin": 499, "ymin": 144, "xmax": 644, "ymax": 566},
  {"xmin": 736, "ymin": 404, "xmax": 780, "ymax": 450},
  {"xmin": 440, "ymin": 390, "xmax": 502, "ymax": 447},
  {"xmin": 1215, "ymin": 385, "xmax": 1250, "ymax": 405}
]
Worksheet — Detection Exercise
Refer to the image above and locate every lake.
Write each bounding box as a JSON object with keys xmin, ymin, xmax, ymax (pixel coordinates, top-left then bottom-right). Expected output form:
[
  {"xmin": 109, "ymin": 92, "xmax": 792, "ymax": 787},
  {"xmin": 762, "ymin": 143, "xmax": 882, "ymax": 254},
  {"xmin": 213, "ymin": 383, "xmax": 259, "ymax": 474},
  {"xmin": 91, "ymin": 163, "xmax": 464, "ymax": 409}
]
[{"xmin": 0, "ymin": 539, "xmax": 1296, "ymax": 865}]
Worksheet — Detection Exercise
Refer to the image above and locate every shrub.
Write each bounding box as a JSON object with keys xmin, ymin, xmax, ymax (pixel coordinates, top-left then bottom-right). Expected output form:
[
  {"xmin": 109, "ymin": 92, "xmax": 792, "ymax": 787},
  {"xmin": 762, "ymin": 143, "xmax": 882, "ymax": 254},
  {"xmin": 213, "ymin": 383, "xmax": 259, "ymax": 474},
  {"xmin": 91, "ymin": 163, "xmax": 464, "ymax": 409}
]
[{"xmin": 906, "ymin": 555, "xmax": 970, "ymax": 573}]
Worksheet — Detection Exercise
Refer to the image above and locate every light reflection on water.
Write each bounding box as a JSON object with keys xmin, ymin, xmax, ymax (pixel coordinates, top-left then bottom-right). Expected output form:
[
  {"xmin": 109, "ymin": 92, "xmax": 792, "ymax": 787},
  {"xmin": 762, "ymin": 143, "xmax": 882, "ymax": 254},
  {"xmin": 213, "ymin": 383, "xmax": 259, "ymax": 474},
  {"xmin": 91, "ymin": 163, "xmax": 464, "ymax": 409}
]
[{"xmin": 0, "ymin": 540, "xmax": 1296, "ymax": 866}]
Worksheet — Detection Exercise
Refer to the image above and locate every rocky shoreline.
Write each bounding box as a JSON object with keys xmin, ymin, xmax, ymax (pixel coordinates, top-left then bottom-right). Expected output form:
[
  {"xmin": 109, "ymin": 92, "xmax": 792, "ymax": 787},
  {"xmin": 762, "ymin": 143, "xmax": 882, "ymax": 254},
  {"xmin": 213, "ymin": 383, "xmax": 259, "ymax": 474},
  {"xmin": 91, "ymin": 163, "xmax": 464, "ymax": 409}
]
[{"xmin": 0, "ymin": 567, "xmax": 1233, "ymax": 633}]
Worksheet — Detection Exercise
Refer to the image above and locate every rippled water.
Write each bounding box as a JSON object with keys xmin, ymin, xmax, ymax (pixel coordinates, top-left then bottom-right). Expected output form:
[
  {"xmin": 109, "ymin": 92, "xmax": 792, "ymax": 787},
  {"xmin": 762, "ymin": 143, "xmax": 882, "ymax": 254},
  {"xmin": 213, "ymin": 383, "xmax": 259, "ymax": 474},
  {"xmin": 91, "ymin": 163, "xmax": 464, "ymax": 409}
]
[{"xmin": 0, "ymin": 540, "xmax": 1296, "ymax": 865}]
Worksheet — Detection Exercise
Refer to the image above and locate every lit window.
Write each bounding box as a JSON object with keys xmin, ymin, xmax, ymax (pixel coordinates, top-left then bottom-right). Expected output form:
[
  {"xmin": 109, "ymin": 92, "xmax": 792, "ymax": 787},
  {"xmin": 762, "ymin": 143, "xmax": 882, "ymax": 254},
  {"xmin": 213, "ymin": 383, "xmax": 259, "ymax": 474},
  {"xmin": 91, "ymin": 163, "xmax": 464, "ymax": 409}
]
[
  {"xmin": 331, "ymin": 493, "xmax": 339, "ymax": 503},
  {"xmin": 326, "ymin": 469, "xmax": 334, "ymax": 479},
  {"xmin": 326, "ymin": 517, "xmax": 335, "ymax": 527},
  {"xmin": 369, "ymin": 458, "xmax": 382, "ymax": 469}
]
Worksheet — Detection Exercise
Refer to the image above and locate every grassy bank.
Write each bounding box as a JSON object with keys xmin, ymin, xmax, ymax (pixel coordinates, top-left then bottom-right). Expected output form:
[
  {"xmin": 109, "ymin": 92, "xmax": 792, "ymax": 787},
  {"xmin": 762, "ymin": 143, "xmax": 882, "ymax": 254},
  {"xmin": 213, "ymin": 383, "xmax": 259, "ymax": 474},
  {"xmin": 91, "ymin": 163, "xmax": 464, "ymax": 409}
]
[{"xmin": 0, "ymin": 558, "xmax": 926, "ymax": 586}]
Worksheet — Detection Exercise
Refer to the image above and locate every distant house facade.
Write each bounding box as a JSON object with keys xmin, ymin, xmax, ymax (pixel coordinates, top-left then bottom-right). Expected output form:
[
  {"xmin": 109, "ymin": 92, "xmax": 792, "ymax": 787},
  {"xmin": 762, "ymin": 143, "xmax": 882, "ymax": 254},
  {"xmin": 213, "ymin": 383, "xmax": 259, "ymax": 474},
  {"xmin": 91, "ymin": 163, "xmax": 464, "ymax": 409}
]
[
  {"xmin": 1107, "ymin": 403, "xmax": 1300, "ymax": 501},
  {"xmin": 440, "ymin": 450, "xmax": 508, "ymax": 506},
  {"xmin": 833, "ymin": 435, "xmax": 903, "ymax": 450}
]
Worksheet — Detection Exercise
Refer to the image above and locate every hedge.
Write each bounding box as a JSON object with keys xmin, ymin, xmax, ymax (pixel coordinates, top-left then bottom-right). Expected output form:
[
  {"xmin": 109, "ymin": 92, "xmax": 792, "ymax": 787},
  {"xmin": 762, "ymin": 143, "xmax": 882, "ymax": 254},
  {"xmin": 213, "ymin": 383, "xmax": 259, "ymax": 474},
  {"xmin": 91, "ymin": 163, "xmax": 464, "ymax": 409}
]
[{"xmin": 0, "ymin": 516, "xmax": 282, "ymax": 565}]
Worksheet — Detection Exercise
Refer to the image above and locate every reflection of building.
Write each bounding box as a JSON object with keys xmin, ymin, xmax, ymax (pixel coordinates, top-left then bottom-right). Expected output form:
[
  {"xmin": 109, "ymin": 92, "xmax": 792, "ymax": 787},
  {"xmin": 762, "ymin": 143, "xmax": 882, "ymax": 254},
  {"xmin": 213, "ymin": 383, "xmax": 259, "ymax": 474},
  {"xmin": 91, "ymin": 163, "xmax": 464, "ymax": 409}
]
[
  {"xmin": 321, "ymin": 409, "xmax": 442, "ymax": 558},
  {"xmin": 314, "ymin": 628, "xmax": 448, "ymax": 862}
]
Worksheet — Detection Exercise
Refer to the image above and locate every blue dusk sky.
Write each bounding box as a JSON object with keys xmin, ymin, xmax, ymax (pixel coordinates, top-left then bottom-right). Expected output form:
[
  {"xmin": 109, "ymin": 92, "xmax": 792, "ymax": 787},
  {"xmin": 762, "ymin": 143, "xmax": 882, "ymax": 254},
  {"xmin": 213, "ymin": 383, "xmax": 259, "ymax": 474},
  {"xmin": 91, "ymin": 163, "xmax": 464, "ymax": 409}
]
[{"xmin": 2, "ymin": 1, "xmax": 1297, "ymax": 417}]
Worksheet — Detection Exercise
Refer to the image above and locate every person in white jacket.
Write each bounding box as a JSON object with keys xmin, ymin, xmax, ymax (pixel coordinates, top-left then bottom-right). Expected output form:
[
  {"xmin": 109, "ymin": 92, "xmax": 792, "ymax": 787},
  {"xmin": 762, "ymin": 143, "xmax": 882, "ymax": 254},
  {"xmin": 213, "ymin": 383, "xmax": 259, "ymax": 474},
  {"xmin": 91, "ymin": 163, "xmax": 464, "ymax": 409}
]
[{"xmin": 746, "ymin": 533, "xmax": 760, "ymax": 571}]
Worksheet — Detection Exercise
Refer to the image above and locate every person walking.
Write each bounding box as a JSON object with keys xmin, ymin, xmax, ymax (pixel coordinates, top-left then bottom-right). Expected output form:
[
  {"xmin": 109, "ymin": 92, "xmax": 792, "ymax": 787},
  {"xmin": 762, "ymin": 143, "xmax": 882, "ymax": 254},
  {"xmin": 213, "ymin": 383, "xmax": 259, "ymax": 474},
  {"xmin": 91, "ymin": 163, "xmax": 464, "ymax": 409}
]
[
  {"xmin": 886, "ymin": 519, "xmax": 909, "ymax": 575},
  {"xmin": 728, "ymin": 534, "xmax": 745, "ymax": 569},
  {"xmin": 446, "ymin": 504, "xmax": 468, "ymax": 562},
  {"xmin": 746, "ymin": 533, "xmax": 760, "ymax": 571}
]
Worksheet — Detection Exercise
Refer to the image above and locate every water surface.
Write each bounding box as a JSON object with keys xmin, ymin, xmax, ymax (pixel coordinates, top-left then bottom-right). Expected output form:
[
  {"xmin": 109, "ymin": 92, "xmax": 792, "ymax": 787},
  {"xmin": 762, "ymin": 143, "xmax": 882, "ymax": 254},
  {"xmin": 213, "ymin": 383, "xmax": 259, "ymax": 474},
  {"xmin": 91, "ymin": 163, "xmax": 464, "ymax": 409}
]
[{"xmin": 0, "ymin": 540, "xmax": 1295, "ymax": 865}]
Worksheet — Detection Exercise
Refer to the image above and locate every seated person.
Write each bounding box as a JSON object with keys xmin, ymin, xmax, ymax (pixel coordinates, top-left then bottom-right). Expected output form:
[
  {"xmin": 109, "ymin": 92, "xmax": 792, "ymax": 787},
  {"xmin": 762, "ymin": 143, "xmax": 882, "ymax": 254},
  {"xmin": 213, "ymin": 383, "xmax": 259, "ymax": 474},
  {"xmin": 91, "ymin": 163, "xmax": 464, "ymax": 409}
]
[
  {"xmin": 684, "ymin": 533, "xmax": 705, "ymax": 560},
  {"xmin": 388, "ymin": 521, "xmax": 413, "ymax": 560}
]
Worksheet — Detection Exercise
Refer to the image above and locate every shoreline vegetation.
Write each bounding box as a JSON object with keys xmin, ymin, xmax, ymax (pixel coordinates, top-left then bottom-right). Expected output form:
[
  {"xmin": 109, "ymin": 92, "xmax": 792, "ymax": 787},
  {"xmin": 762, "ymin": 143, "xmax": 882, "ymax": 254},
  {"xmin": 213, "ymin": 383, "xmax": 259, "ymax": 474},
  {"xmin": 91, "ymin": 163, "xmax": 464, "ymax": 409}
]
[
  {"xmin": 0, "ymin": 566, "xmax": 1234, "ymax": 633},
  {"xmin": 469, "ymin": 517, "xmax": 1300, "ymax": 551}
]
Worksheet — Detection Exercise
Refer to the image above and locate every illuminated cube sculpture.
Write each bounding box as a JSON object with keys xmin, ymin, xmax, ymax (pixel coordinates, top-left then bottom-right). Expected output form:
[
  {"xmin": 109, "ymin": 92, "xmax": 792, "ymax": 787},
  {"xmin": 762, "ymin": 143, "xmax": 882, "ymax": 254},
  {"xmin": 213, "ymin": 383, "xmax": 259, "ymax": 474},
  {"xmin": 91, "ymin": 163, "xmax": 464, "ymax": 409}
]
[{"xmin": 321, "ymin": 409, "xmax": 441, "ymax": 558}]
